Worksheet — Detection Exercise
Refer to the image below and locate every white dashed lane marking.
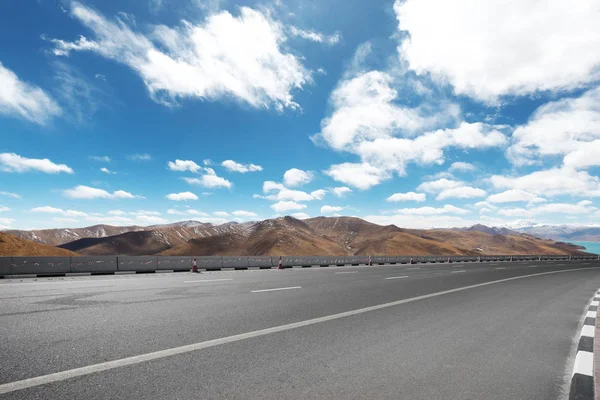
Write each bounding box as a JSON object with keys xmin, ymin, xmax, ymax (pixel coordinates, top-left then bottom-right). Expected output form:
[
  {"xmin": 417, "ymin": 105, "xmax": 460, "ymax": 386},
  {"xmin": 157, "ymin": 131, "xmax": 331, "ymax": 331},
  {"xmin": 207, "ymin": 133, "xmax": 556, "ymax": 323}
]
[
  {"xmin": 451, "ymin": 270, "xmax": 466, "ymax": 273},
  {"xmin": 335, "ymin": 271, "xmax": 358, "ymax": 275},
  {"xmin": 184, "ymin": 279, "xmax": 233, "ymax": 283},
  {"xmin": 384, "ymin": 276, "xmax": 409, "ymax": 280},
  {"xmin": 251, "ymin": 286, "xmax": 302, "ymax": 293}
]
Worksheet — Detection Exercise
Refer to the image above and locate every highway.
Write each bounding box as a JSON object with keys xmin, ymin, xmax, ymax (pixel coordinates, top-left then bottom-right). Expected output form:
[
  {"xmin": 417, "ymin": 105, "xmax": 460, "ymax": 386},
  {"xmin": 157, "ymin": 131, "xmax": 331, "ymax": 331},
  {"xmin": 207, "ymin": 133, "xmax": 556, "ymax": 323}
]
[{"xmin": 0, "ymin": 260, "xmax": 598, "ymax": 399}]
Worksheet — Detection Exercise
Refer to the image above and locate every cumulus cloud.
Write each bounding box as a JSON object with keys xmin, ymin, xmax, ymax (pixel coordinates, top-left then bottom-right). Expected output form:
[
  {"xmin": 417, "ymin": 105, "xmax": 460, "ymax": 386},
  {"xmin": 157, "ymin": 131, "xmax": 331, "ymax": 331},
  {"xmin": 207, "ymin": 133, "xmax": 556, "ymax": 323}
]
[
  {"xmin": 166, "ymin": 209, "xmax": 186, "ymax": 215},
  {"xmin": 394, "ymin": 204, "xmax": 469, "ymax": 215},
  {"xmin": 0, "ymin": 153, "xmax": 73, "ymax": 174},
  {"xmin": 417, "ymin": 178, "xmax": 462, "ymax": 193},
  {"xmin": 283, "ymin": 168, "xmax": 313, "ymax": 187},
  {"xmin": 64, "ymin": 185, "xmax": 141, "ymax": 199},
  {"xmin": 108, "ymin": 210, "xmax": 126, "ymax": 215},
  {"xmin": 314, "ymin": 68, "xmax": 507, "ymax": 188},
  {"xmin": 508, "ymin": 87, "xmax": 600, "ymax": 168},
  {"xmin": 165, "ymin": 192, "xmax": 198, "ymax": 201},
  {"xmin": 100, "ymin": 167, "xmax": 116, "ymax": 174},
  {"xmin": 221, "ymin": 160, "xmax": 263, "ymax": 173},
  {"xmin": 325, "ymin": 163, "xmax": 389, "ymax": 190},
  {"xmin": 270, "ymin": 201, "xmax": 306, "ymax": 213},
  {"xmin": 213, "ymin": 211, "xmax": 229, "ymax": 217},
  {"xmin": 320, "ymin": 205, "xmax": 343, "ymax": 214},
  {"xmin": 258, "ymin": 181, "xmax": 326, "ymax": 202},
  {"xmin": 386, "ymin": 192, "xmax": 426, "ymax": 202},
  {"xmin": 394, "ymin": 0, "xmax": 600, "ymax": 103},
  {"xmin": 436, "ymin": 186, "xmax": 486, "ymax": 200},
  {"xmin": 0, "ymin": 217, "xmax": 15, "ymax": 229},
  {"xmin": 486, "ymin": 189, "xmax": 545, "ymax": 204},
  {"xmin": 136, "ymin": 215, "xmax": 168, "ymax": 224},
  {"xmin": 0, "ymin": 206, "xmax": 11, "ymax": 212},
  {"xmin": 0, "ymin": 62, "xmax": 61, "ymax": 124},
  {"xmin": 331, "ymin": 187, "xmax": 352, "ymax": 197},
  {"xmin": 448, "ymin": 162, "xmax": 475, "ymax": 172},
  {"xmin": 183, "ymin": 168, "xmax": 232, "ymax": 189},
  {"xmin": 51, "ymin": 3, "xmax": 311, "ymax": 110},
  {"xmin": 168, "ymin": 159, "xmax": 202, "ymax": 173},
  {"xmin": 291, "ymin": 212, "xmax": 310, "ymax": 219},
  {"xmin": 489, "ymin": 167, "xmax": 600, "ymax": 197},
  {"xmin": 498, "ymin": 201, "xmax": 596, "ymax": 217},
  {"xmin": 186, "ymin": 209, "xmax": 210, "ymax": 217}
]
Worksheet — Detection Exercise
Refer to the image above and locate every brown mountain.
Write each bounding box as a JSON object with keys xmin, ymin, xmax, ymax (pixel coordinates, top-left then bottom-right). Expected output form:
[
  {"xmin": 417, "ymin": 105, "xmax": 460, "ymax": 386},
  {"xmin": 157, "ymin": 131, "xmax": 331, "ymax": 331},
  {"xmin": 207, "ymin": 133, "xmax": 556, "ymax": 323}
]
[
  {"xmin": 0, "ymin": 232, "xmax": 77, "ymax": 256},
  {"xmin": 5, "ymin": 224, "xmax": 143, "ymax": 246},
  {"xmin": 10, "ymin": 216, "xmax": 590, "ymax": 257}
]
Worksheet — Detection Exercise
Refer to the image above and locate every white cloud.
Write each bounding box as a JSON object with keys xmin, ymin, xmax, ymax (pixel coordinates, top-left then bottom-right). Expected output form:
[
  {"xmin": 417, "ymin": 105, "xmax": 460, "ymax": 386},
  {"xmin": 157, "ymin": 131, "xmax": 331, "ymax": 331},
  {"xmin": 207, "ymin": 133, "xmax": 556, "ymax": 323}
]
[
  {"xmin": 320, "ymin": 205, "xmax": 344, "ymax": 214},
  {"xmin": 394, "ymin": 0, "xmax": 600, "ymax": 103},
  {"xmin": 232, "ymin": 210, "xmax": 257, "ymax": 217},
  {"xmin": 487, "ymin": 189, "xmax": 545, "ymax": 204},
  {"xmin": 498, "ymin": 202, "xmax": 596, "ymax": 217},
  {"xmin": 53, "ymin": 3, "xmax": 311, "ymax": 110},
  {"xmin": 291, "ymin": 212, "xmax": 310, "ymax": 219},
  {"xmin": 128, "ymin": 153, "xmax": 152, "ymax": 161},
  {"xmin": 166, "ymin": 209, "xmax": 186, "ymax": 215},
  {"xmin": 203, "ymin": 159, "xmax": 212, "ymax": 166},
  {"xmin": 417, "ymin": 178, "xmax": 462, "ymax": 193},
  {"xmin": 270, "ymin": 201, "xmax": 306, "ymax": 213},
  {"xmin": 186, "ymin": 209, "xmax": 210, "ymax": 217},
  {"xmin": 183, "ymin": 170, "xmax": 232, "ymax": 189},
  {"xmin": 129, "ymin": 210, "xmax": 161, "ymax": 216},
  {"xmin": 283, "ymin": 168, "xmax": 313, "ymax": 187},
  {"xmin": 325, "ymin": 163, "xmax": 389, "ymax": 190},
  {"xmin": 263, "ymin": 181, "xmax": 286, "ymax": 193},
  {"xmin": 108, "ymin": 210, "xmax": 126, "ymax": 215},
  {"xmin": 100, "ymin": 167, "xmax": 116, "ymax": 174},
  {"xmin": 489, "ymin": 167, "xmax": 600, "ymax": 197},
  {"xmin": 331, "ymin": 187, "xmax": 352, "ymax": 197},
  {"xmin": 0, "ymin": 62, "xmax": 61, "ymax": 124},
  {"xmin": 310, "ymin": 189, "xmax": 327, "ymax": 200},
  {"xmin": 474, "ymin": 201, "xmax": 498, "ymax": 210},
  {"xmin": 364, "ymin": 214, "xmax": 476, "ymax": 229},
  {"xmin": 0, "ymin": 153, "xmax": 73, "ymax": 174},
  {"xmin": 395, "ymin": 204, "xmax": 469, "ymax": 215},
  {"xmin": 436, "ymin": 186, "xmax": 486, "ymax": 200},
  {"xmin": 136, "ymin": 215, "xmax": 168, "ymax": 224},
  {"xmin": 0, "ymin": 206, "xmax": 10, "ymax": 212},
  {"xmin": 168, "ymin": 159, "xmax": 202, "ymax": 173},
  {"xmin": 30, "ymin": 206, "xmax": 88, "ymax": 217},
  {"xmin": 221, "ymin": 160, "xmax": 263, "ymax": 173},
  {"xmin": 448, "ymin": 162, "xmax": 475, "ymax": 172},
  {"xmin": 314, "ymin": 69, "xmax": 506, "ymax": 187},
  {"xmin": 90, "ymin": 155, "xmax": 111, "ymax": 162},
  {"xmin": 63, "ymin": 185, "xmax": 140, "ymax": 199},
  {"xmin": 165, "ymin": 192, "xmax": 198, "ymax": 201},
  {"xmin": 508, "ymin": 87, "xmax": 600, "ymax": 168},
  {"xmin": 289, "ymin": 26, "xmax": 340, "ymax": 45},
  {"xmin": 386, "ymin": 192, "xmax": 426, "ymax": 202},
  {"xmin": 0, "ymin": 217, "xmax": 15, "ymax": 229},
  {"xmin": 213, "ymin": 211, "xmax": 229, "ymax": 217},
  {"xmin": 0, "ymin": 191, "xmax": 20, "ymax": 199}
]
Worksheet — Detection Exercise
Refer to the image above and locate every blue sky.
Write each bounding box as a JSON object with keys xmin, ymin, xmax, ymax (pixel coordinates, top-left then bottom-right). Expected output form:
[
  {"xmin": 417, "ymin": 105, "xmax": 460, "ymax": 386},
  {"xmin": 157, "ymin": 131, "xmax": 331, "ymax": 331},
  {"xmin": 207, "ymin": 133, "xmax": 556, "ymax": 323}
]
[{"xmin": 1, "ymin": 0, "xmax": 600, "ymax": 230}]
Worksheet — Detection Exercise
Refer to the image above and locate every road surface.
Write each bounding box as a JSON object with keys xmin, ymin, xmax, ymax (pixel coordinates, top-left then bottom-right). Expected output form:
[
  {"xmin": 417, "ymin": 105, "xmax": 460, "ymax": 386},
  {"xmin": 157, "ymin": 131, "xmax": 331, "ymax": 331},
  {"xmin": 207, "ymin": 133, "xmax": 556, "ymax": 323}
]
[{"xmin": 0, "ymin": 260, "xmax": 598, "ymax": 399}]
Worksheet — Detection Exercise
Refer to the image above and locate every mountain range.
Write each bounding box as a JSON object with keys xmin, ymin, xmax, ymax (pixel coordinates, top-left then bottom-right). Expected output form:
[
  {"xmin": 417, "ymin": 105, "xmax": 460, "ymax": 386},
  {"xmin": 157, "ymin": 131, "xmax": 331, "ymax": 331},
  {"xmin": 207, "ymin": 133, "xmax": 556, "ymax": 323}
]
[{"xmin": 1, "ymin": 216, "xmax": 587, "ymax": 257}]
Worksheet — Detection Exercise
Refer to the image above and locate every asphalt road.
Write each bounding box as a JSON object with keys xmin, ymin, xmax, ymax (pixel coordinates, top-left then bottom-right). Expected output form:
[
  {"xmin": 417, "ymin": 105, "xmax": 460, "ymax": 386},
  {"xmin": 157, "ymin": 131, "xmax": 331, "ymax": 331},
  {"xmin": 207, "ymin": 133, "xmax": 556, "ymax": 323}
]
[{"xmin": 0, "ymin": 260, "xmax": 599, "ymax": 399}]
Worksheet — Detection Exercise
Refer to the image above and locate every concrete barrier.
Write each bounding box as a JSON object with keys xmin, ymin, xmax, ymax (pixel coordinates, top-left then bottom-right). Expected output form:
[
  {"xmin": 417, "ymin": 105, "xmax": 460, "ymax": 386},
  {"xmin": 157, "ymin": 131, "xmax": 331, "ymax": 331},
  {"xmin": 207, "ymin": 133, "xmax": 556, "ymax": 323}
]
[
  {"xmin": 156, "ymin": 256, "xmax": 192, "ymax": 271},
  {"xmin": 70, "ymin": 256, "xmax": 118, "ymax": 273},
  {"xmin": 194, "ymin": 256, "xmax": 222, "ymax": 270},
  {"xmin": 0, "ymin": 257, "xmax": 11, "ymax": 276},
  {"xmin": 118, "ymin": 256, "xmax": 157, "ymax": 272},
  {"xmin": 221, "ymin": 256, "xmax": 249, "ymax": 268},
  {"xmin": 247, "ymin": 256, "xmax": 273, "ymax": 268},
  {"xmin": 11, "ymin": 256, "xmax": 71, "ymax": 275}
]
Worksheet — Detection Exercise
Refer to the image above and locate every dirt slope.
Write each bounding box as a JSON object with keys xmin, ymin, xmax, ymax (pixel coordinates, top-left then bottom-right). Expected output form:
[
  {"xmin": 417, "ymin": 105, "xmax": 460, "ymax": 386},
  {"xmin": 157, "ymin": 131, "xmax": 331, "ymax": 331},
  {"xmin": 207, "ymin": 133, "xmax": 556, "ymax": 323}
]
[{"xmin": 0, "ymin": 232, "xmax": 77, "ymax": 256}]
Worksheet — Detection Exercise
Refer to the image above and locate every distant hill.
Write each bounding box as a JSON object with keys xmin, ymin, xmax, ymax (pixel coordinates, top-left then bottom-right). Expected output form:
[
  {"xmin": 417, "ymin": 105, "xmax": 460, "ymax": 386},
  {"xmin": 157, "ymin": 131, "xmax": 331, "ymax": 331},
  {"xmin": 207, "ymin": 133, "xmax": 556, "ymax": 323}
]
[
  {"xmin": 0, "ymin": 232, "xmax": 77, "ymax": 256},
  {"xmin": 6, "ymin": 217, "xmax": 590, "ymax": 256}
]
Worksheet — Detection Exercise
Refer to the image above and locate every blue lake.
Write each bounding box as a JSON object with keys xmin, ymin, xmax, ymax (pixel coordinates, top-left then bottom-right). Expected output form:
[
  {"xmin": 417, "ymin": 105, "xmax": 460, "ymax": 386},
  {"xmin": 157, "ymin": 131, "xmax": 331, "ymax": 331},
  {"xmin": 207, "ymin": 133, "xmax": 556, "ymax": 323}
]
[{"xmin": 569, "ymin": 241, "xmax": 600, "ymax": 254}]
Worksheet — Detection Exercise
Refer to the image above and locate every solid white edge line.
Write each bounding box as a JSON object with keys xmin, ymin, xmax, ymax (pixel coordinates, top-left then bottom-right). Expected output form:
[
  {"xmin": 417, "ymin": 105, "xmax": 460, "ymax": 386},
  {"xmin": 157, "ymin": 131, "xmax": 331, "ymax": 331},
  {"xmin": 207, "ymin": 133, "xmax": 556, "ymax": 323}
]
[
  {"xmin": 251, "ymin": 286, "xmax": 301, "ymax": 293},
  {"xmin": 184, "ymin": 279, "xmax": 233, "ymax": 283},
  {"xmin": 581, "ymin": 325, "xmax": 595, "ymax": 338},
  {"xmin": 572, "ymin": 351, "xmax": 593, "ymax": 376},
  {"xmin": 384, "ymin": 276, "xmax": 409, "ymax": 280},
  {"xmin": 0, "ymin": 266, "xmax": 598, "ymax": 395},
  {"xmin": 586, "ymin": 311, "xmax": 597, "ymax": 318}
]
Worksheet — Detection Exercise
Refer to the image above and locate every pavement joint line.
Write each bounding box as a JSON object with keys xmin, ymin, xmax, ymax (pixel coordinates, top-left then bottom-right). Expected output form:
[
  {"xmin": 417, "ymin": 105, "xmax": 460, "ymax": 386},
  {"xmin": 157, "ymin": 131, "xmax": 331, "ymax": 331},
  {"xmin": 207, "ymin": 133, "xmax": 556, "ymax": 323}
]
[
  {"xmin": 384, "ymin": 276, "xmax": 409, "ymax": 280},
  {"xmin": 0, "ymin": 266, "xmax": 598, "ymax": 396},
  {"xmin": 251, "ymin": 286, "xmax": 302, "ymax": 293},
  {"xmin": 184, "ymin": 279, "xmax": 233, "ymax": 283}
]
